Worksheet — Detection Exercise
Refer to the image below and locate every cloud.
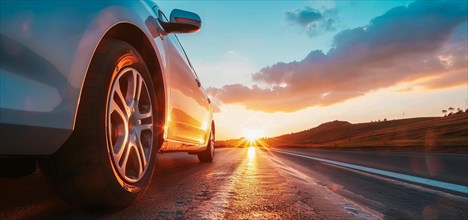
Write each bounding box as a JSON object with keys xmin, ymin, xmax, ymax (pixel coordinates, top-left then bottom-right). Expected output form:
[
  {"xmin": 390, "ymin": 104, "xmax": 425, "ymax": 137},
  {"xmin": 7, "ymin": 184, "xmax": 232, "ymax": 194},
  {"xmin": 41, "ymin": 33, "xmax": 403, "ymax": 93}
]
[
  {"xmin": 421, "ymin": 69, "xmax": 467, "ymax": 90},
  {"xmin": 393, "ymin": 87, "xmax": 414, "ymax": 93},
  {"xmin": 208, "ymin": 1, "xmax": 468, "ymax": 113},
  {"xmin": 286, "ymin": 7, "xmax": 323, "ymax": 26},
  {"xmin": 286, "ymin": 6, "xmax": 337, "ymax": 35}
]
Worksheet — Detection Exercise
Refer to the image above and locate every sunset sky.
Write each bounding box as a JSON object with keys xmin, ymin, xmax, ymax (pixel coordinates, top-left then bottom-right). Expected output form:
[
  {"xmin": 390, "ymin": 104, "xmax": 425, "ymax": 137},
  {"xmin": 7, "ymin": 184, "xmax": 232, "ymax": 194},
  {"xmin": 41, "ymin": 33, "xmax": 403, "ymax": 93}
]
[{"xmin": 159, "ymin": 1, "xmax": 468, "ymax": 140}]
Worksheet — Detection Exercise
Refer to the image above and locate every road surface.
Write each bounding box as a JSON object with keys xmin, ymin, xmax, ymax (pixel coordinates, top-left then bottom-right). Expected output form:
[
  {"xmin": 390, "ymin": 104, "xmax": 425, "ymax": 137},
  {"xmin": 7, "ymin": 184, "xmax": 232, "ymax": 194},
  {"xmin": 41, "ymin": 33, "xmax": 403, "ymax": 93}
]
[{"xmin": 1, "ymin": 147, "xmax": 467, "ymax": 219}]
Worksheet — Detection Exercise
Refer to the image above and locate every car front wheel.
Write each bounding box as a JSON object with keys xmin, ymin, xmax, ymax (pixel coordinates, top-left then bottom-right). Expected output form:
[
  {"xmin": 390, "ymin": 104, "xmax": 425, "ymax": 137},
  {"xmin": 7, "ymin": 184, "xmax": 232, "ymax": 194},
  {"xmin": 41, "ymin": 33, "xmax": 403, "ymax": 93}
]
[{"xmin": 40, "ymin": 39, "xmax": 158, "ymax": 207}]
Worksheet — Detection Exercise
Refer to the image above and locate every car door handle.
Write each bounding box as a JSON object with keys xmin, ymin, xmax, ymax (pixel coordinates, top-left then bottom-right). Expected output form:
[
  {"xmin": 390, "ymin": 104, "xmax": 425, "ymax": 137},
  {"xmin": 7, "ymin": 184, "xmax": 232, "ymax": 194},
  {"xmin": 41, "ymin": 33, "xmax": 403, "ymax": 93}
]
[{"xmin": 195, "ymin": 78, "xmax": 201, "ymax": 87}]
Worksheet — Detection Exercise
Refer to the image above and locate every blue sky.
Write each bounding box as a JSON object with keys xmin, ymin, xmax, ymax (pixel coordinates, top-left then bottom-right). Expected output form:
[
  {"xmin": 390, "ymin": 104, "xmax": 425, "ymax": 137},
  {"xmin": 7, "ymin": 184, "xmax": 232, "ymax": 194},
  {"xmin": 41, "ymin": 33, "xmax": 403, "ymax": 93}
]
[
  {"xmin": 158, "ymin": 1, "xmax": 467, "ymax": 139},
  {"xmin": 159, "ymin": 1, "xmax": 413, "ymax": 86}
]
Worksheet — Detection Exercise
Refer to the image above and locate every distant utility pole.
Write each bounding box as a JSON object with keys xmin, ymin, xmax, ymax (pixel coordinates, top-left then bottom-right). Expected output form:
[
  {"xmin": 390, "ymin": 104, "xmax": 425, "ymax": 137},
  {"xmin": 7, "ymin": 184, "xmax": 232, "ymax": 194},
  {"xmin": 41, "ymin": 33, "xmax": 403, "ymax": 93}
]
[
  {"xmin": 465, "ymin": 96, "xmax": 467, "ymax": 111},
  {"xmin": 402, "ymin": 112, "xmax": 405, "ymax": 119}
]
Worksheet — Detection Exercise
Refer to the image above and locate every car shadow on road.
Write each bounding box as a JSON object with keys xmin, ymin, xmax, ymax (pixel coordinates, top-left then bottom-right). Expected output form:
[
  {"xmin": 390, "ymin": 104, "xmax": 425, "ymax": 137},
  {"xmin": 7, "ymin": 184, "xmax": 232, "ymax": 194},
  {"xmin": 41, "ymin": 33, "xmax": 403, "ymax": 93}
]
[{"xmin": 0, "ymin": 152, "xmax": 219, "ymax": 219}]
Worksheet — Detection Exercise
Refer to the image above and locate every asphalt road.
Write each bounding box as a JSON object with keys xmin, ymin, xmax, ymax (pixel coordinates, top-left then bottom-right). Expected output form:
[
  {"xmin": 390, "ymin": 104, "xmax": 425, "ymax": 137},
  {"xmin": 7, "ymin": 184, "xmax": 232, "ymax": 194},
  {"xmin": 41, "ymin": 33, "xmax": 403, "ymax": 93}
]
[
  {"xmin": 266, "ymin": 148, "xmax": 468, "ymax": 219},
  {"xmin": 1, "ymin": 147, "xmax": 467, "ymax": 219}
]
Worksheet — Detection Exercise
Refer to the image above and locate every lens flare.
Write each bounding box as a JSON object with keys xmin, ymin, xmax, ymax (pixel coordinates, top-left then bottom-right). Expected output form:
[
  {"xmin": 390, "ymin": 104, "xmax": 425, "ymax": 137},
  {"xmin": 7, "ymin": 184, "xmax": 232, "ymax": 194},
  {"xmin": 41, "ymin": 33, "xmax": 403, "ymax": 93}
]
[{"xmin": 243, "ymin": 128, "xmax": 265, "ymax": 141}]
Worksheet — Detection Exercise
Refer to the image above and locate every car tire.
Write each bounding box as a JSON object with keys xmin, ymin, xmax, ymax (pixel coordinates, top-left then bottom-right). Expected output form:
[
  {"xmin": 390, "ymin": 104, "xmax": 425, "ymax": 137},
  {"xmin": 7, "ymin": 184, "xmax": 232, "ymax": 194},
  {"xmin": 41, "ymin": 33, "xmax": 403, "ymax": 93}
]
[
  {"xmin": 40, "ymin": 39, "xmax": 158, "ymax": 208},
  {"xmin": 198, "ymin": 128, "xmax": 215, "ymax": 163}
]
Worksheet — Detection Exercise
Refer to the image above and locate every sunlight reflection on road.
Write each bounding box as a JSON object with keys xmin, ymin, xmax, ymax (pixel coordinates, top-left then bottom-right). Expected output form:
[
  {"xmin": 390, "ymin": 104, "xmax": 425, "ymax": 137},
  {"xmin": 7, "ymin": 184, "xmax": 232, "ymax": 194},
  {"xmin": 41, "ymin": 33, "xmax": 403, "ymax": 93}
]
[{"xmin": 248, "ymin": 146, "xmax": 256, "ymax": 160}]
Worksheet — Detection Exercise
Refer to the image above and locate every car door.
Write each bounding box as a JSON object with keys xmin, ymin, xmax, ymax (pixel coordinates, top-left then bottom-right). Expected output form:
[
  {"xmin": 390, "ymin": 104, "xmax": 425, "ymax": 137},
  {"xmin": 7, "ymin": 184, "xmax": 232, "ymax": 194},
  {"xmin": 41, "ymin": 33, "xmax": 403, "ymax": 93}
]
[{"xmin": 159, "ymin": 11, "xmax": 211, "ymax": 145}]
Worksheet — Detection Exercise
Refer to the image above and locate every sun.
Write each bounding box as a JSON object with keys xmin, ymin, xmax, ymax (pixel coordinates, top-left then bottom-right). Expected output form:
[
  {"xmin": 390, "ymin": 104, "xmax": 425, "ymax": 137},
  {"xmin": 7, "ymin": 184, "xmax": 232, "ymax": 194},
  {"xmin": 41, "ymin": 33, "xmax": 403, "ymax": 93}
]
[{"xmin": 243, "ymin": 128, "xmax": 265, "ymax": 142}]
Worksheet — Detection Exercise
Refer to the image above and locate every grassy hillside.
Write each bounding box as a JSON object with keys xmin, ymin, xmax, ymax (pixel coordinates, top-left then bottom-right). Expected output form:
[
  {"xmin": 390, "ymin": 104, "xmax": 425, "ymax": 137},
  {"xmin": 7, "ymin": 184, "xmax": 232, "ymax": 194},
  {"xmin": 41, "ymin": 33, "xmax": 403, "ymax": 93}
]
[{"xmin": 217, "ymin": 112, "xmax": 468, "ymax": 150}]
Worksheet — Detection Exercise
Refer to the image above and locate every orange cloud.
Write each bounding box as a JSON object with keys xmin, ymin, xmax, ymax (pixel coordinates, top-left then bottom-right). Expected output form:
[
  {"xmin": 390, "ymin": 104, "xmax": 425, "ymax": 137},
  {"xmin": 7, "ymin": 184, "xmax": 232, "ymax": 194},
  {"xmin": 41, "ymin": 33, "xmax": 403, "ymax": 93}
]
[{"xmin": 420, "ymin": 69, "xmax": 467, "ymax": 90}]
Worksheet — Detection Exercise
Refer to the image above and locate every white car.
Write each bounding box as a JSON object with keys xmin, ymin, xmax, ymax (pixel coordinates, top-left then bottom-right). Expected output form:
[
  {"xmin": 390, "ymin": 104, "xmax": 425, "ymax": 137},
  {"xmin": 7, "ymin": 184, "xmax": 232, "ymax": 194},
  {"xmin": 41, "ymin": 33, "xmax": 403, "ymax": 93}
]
[{"xmin": 0, "ymin": 0, "xmax": 215, "ymax": 207}]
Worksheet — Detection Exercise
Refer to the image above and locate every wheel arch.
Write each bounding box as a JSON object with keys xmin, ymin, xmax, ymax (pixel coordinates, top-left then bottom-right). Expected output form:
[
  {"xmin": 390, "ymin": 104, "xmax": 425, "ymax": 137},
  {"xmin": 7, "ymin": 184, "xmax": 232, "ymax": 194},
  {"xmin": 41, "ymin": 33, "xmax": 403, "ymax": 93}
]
[{"xmin": 100, "ymin": 23, "xmax": 166, "ymax": 145}]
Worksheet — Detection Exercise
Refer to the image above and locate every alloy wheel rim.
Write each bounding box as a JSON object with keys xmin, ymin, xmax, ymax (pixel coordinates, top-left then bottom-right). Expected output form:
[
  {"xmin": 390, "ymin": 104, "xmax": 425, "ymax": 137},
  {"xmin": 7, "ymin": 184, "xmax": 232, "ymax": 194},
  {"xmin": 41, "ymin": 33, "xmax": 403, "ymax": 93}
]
[{"xmin": 107, "ymin": 67, "xmax": 153, "ymax": 183}]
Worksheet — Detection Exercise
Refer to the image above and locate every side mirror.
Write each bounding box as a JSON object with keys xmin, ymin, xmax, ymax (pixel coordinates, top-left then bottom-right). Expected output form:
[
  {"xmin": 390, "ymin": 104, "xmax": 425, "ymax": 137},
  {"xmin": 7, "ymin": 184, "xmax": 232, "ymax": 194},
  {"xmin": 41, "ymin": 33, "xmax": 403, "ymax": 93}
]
[{"xmin": 160, "ymin": 9, "xmax": 201, "ymax": 34}]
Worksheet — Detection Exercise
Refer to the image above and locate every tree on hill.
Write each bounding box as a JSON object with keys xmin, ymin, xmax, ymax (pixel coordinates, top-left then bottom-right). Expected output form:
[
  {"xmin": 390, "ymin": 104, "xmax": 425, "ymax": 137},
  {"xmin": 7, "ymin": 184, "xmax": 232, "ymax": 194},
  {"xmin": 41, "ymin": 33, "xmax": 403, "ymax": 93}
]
[
  {"xmin": 442, "ymin": 109, "xmax": 447, "ymax": 116},
  {"xmin": 447, "ymin": 107, "xmax": 455, "ymax": 116}
]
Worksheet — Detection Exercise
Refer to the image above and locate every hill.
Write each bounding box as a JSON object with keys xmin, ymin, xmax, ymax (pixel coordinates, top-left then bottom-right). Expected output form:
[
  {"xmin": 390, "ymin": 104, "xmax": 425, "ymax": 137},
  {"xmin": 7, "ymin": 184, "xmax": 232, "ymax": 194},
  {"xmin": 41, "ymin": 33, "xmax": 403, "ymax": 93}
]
[{"xmin": 216, "ymin": 112, "xmax": 468, "ymax": 151}]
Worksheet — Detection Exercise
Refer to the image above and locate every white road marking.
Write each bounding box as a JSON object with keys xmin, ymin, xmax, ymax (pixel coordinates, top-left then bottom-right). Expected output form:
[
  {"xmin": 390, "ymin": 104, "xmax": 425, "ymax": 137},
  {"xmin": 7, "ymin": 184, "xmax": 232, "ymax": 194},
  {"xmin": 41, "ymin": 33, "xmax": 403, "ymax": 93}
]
[
  {"xmin": 271, "ymin": 149, "xmax": 468, "ymax": 194},
  {"xmin": 267, "ymin": 154, "xmax": 383, "ymax": 220}
]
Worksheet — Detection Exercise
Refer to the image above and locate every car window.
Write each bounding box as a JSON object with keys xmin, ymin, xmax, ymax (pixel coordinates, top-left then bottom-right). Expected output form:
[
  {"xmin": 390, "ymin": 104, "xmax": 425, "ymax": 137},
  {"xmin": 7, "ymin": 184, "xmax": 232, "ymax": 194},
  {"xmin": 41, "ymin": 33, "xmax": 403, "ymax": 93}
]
[
  {"xmin": 173, "ymin": 34, "xmax": 198, "ymax": 76},
  {"xmin": 158, "ymin": 10, "xmax": 198, "ymax": 78},
  {"xmin": 158, "ymin": 10, "xmax": 169, "ymax": 22},
  {"xmin": 169, "ymin": 33, "xmax": 199, "ymax": 78}
]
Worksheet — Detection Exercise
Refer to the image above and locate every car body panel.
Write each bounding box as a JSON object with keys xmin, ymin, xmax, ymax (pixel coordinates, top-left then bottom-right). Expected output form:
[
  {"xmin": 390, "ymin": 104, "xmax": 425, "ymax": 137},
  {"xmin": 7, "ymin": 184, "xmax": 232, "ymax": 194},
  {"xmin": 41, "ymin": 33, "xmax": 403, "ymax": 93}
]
[
  {"xmin": 165, "ymin": 33, "xmax": 211, "ymax": 145},
  {"xmin": 0, "ymin": 0, "xmax": 212, "ymax": 156}
]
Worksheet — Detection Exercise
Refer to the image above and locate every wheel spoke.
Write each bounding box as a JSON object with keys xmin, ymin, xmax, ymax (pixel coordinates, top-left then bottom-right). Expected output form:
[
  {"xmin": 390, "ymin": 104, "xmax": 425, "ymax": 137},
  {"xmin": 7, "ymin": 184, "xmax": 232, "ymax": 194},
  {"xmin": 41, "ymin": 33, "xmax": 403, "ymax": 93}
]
[
  {"xmin": 109, "ymin": 99, "xmax": 129, "ymax": 122},
  {"xmin": 135, "ymin": 126, "xmax": 152, "ymax": 168},
  {"xmin": 136, "ymin": 141, "xmax": 147, "ymax": 169},
  {"xmin": 127, "ymin": 70, "xmax": 140, "ymax": 108},
  {"xmin": 136, "ymin": 124, "xmax": 153, "ymax": 133},
  {"xmin": 108, "ymin": 97, "xmax": 129, "ymax": 157},
  {"xmin": 134, "ymin": 72, "xmax": 143, "ymax": 102},
  {"xmin": 132, "ymin": 144, "xmax": 144, "ymax": 178},
  {"xmin": 136, "ymin": 111, "xmax": 152, "ymax": 120},
  {"xmin": 134, "ymin": 79, "xmax": 150, "ymax": 120},
  {"xmin": 112, "ymin": 82, "xmax": 130, "ymax": 117},
  {"xmin": 112, "ymin": 128, "xmax": 129, "ymax": 160},
  {"xmin": 118, "ymin": 142, "xmax": 132, "ymax": 175}
]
